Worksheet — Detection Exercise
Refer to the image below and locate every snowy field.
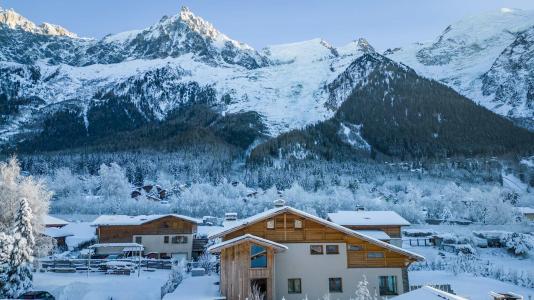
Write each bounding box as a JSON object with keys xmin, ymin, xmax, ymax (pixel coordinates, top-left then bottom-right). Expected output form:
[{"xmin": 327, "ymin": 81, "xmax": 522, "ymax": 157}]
[
  {"xmin": 33, "ymin": 270, "xmax": 170, "ymax": 300},
  {"xmin": 411, "ymin": 271, "xmax": 534, "ymax": 300}
]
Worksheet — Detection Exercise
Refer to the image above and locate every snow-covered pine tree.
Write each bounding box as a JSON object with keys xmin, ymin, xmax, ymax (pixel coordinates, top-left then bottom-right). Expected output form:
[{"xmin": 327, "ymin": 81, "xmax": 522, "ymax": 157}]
[
  {"xmin": 351, "ymin": 276, "xmax": 377, "ymax": 300},
  {"xmin": 1, "ymin": 198, "xmax": 35, "ymax": 298},
  {"xmin": 0, "ymin": 232, "xmax": 14, "ymax": 298}
]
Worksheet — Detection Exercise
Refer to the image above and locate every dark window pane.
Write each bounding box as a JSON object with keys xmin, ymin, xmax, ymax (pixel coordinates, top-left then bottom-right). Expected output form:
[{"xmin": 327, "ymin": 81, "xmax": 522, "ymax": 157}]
[
  {"xmin": 348, "ymin": 245, "xmax": 363, "ymax": 251},
  {"xmin": 326, "ymin": 245, "xmax": 339, "ymax": 254},
  {"xmin": 367, "ymin": 252, "xmax": 384, "ymax": 258},
  {"xmin": 164, "ymin": 236, "xmax": 169, "ymax": 243},
  {"xmin": 310, "ymin": 245, "xmax": 323, "ymax": 255},
  {"xmin": 328, "ymin": 278, "xmax": 342, "ymax": 293},
  {"xmin": 135, "ymin": 236, "xmax": 142, "ymax": 243},
  {"xmin": 379, "ymin": 276, "xmax": 397, "ymax": 295},
  {"xmin": 288, "ymin": 278, "xmax": 302, "ymax": 293},
  {"xmin": 251, "ymin": 244, "xmax": 267, "ymax": 268}
]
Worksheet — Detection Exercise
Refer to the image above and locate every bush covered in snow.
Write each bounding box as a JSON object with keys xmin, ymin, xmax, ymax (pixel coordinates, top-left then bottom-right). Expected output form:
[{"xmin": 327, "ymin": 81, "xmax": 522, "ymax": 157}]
[
  {"xmin": 161, "ymin": 258, "xmax": 186, "ymax": 297},
  {"xmin": 501, "ymin": 232, "xmax": 534, "ymax": 257}
]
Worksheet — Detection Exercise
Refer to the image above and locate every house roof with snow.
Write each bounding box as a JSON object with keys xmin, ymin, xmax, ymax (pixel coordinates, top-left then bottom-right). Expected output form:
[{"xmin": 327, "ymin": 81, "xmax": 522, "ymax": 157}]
[
  {"xmin": 209, "ymin": 206, "xmax": 424, "ymax": 261},
  {"xmin": 517, "ymin": 207, "xmax": 534, "ymax": 214},
  {"xmin": 392, "ymin": 286, "xmax": 467, "ymax": 300},
  {"xmin": 43, "ymin": 215, "xmax": 69, "ymax": 227},
  {"xmin": 353, "ymin": 230, "xmax": 390, "ymax": 240},
  {"xmin": 327, "ymin": 210, "xmax": 410, "ymax": 226},
  {"xmin": 43, "ymin": 227, "xmax": 73, "ymax": 238},
  {"xmin": 208, "ymin": 234, "xmax": 288, "ymax": 253},
  {"xmin": 91, "ymin": 214, "xmax": 199, "ymax": 226}
]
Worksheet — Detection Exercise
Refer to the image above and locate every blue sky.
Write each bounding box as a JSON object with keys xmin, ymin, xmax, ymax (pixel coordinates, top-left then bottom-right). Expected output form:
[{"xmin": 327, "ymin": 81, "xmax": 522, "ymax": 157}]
[{"xmin": 3, "ymin": 0, "xmax": 534, "ymax": 50}]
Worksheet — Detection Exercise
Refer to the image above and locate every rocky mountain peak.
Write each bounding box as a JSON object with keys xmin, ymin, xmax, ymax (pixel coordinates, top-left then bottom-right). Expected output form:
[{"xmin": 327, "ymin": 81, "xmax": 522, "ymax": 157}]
[{"xmin": 0, "ymin": 7, "xmax": 77, "ymax": 38}]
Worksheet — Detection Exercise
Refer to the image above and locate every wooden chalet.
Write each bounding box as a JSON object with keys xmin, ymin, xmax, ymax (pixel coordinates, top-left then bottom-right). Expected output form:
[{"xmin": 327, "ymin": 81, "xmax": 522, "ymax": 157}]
[
  {"xmin": 92, "ymin": 214, "xmax": 199, "ymax": 260},
  {"xmin": 209, "ymin": 205, "xmax": 424, "ymax": 300}
]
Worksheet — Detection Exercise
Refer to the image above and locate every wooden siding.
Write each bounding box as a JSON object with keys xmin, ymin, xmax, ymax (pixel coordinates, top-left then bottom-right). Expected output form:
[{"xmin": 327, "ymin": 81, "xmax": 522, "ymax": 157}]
[
  {"xmin": 98, "ymin": 216, "xmax": 197, "ymax": 243},
  {"xmin": 220, "ymin": 241, "xmax": 275, "ymax": 300},
  {"xmin": 223, "ymin": 212, "xmax": 412, "ymax": 268},
  {"xmin": 343, "ymin": 225, "xmax": 402, "ymax": 238}
]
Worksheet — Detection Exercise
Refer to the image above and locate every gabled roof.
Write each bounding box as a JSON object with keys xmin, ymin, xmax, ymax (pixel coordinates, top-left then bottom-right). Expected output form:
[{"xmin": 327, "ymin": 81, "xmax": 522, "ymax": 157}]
[
  {"xmin": 208, "ymin": 234, "xmax": 288, "ymax": 253},
  {"xmin": 393, "ymin": 286, "xmax": 467, "ymax": 300},
  {"xmin": 327, "ymin": 210, "xmax": 410, "ymax": 226},
  {"xmin": 209, "ymin": 206, "xmax": 424, "ymax": 261},
  {"xmin": 517, "ymin": 206, "xmax": 534, "ymax": 214},
  {"xmin": 92, "ymin": 214, "xmax": 199, "ymax": 226},
  {"xmin": 43, "ymin": 227, "xmax": 73, "ymax": 238},
  {"xmin": 43, "ymin": 215, "xmax": 69, "ymax": 226}
]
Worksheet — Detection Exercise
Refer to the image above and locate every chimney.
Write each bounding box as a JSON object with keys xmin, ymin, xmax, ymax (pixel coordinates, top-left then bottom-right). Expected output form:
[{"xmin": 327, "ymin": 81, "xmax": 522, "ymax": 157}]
[{"xmin": 274, "ymin": 198, "xmax": 285, "ymax": 208}]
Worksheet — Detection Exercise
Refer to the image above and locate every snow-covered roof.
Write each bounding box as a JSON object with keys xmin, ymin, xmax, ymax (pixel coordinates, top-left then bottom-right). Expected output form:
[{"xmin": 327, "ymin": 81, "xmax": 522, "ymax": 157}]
[
  {"xmin": 327, "ymin": 210, "xmax": 410, "ymax": 226},
  {"xmin": 517, "ymin": 207, "xmax": 534, "ymax": 214},
  {"xmin": 43, "ymin": 215, "xmax": 69, "ymax": 226},
  {"xmin": 353, "ymin": 230, "xmax": 390, "ymax": 240},
  {"xmin": 43, "ymin": 227, "xmax": 73, "ymax": 238},
  {"xmin": 92, "ymin": 214, "xmax": 199, "ymax": 226},
  {"xmin": 209, "ymin": 206, "xmax": 424, "ymax": 261},
  {"xmin": 392, "ymin": 286, "xmax": 467, "ymax": 300},
  {"xmin": 89, "ymin": 243, "xmax": 143, "ymax": 249},
  {"xmin": 208, "ymin": 234, "xmax": 288, "ymax": 253}
]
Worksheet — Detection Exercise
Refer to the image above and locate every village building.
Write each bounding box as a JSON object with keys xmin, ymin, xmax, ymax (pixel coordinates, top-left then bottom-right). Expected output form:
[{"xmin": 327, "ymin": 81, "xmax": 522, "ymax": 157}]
[
  {"xmin": 327, "ymin": 210, "xmax": 411, "ymax": 247},
  {"xmin": 43, "ymin": 215, "xmax": 69, "ymax": 228},
  {"xmin": 517, "ymin": 207, "xmax": 534, "ymax": 221},
  {"xmin": 42, "ymin": 215, "xmax": 72, "ymax": 251},
  {"xmin": 91, "ymin": 214, "xmax": 199, "ymax": 260},
  {"xmin": 208, "ymin": 205, "xmax": 424, "ymax": 300}
]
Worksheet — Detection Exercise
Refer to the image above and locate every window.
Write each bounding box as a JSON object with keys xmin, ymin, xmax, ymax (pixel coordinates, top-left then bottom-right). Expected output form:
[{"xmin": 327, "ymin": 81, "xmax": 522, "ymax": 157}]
[
  {"xmin": 294, "ymin": 219, "xmax": 303, "ymax": 229},
  {"xmin": 328, "ymin": 278, "xmax": 342, "ymax": 293},
  {"xmin": 288, "ymin": 278, "xmax": 302, "ymax": 294},
  {"xmin": 250, "ymin": 244, "xmax": 267, "ymax": 268},
  {"xmin": 310, "ymin": 245, "xmax": 323, "ymax": 255},
  {"xmin": 135, "ymin": 236, "xmax": 142, "ymax": 244},
  {"xmin": 348, "ymin": 245, "xmax": 363, "ymax": 251},
  {"xmin": 164, "ymin": 236, "xmax": 169, "ymax": 244},
  {"xmin": 379, "ymin": 276, "xmax": 397, "ymax": 296},
  {"xmin": 367, "ymin": 252, "xmax": 384, "ymax": 259},
  {"xmin": 160, "ymin": 222, "xmax": 169, "ymax": 228},
  {"xmin": 171, "ymin": 236, "xmax": 188, "ymax": 244},
  {"xmin": 326, "ymin": 245, "xmax": 339, "ymax": 254},
  {"xmin": 266, "ymin": 219, "xmax": 275, "ymax": 229}
]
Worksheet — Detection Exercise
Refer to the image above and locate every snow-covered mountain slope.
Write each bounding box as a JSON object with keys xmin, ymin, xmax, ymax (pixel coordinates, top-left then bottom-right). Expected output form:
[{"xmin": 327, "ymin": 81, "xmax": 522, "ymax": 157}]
[
  {"xmin": 386, "ymin": 8, "xmax": 534, "ymax": 125},
  {"xmin": 0, "ymin": 6, "xmax": 372, "ymax": 145}
]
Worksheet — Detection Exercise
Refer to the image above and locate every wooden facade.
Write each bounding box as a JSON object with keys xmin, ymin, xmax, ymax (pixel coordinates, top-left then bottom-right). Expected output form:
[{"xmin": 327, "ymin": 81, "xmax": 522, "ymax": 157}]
[
  {"xmin": 97, "ymin": 216, "xmax": 197, "ymax": 243},
  {"xmin": 219, "ymin": 241, "xmax": 276, "ymax": 300},
  {"xmin": 223, "ymin": 212, "xmax": 413, "ymax": 268}
]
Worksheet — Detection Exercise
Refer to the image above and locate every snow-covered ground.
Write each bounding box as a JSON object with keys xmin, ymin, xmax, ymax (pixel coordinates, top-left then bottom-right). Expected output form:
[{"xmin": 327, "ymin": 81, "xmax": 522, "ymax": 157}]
[
  {"xmin": 33, "ymin": 270, "xmax": 170, "ymax": 300},
  {"xmin": 162, "ymin": 275, "xmax": 220, "ymax": 300},
  {"xmin": 410, "ymin": 271, "xmax": 534, "ymax": 300}
]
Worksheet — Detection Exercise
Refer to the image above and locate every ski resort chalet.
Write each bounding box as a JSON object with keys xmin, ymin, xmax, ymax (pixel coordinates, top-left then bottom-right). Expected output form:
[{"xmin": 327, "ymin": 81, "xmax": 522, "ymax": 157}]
[
  {"xmin": 91, "ymin": 214, "xmax": 199, "ymax": 260},
  {"xmin": 327, "ymin": 210, "xmax": 411, "ymax": 247},
  {"xmin": 208, "ymin": 204, "xmax": 424, "ymax": 300}
]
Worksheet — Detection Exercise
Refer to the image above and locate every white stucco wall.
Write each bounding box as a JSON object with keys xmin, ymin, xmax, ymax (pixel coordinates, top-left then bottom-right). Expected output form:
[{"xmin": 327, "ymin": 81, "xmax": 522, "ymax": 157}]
[
  {"xmin": 274, "ymin": 243, "xmax": 404, "ymax": 300},
  {"xmin": 132, "ymin": 234, "xmax": 193, "ymax": 259}
]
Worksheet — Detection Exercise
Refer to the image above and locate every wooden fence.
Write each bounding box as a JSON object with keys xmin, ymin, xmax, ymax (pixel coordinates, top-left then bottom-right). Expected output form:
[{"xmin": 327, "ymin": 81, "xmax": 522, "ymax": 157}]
[
  {"xmin": 40, "ymin": 258, "xmax": 172, "ymax": 272},
  {"xmin": 406, "ymin": 238, "xmax": 434, "ymax": 247}
]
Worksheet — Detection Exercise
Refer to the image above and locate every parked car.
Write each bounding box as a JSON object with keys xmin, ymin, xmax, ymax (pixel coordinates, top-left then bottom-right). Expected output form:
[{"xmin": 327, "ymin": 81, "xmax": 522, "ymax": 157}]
[{"xmin": 19, "ymin": 291, "xmax": 55, "ymax": 299}]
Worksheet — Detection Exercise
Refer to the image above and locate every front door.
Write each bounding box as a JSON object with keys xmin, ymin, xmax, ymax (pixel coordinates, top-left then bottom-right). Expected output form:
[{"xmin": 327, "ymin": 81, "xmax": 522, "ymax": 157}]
[{"xmin": 250, "ymin": 278, "xmax": 267, "ymax": 300}]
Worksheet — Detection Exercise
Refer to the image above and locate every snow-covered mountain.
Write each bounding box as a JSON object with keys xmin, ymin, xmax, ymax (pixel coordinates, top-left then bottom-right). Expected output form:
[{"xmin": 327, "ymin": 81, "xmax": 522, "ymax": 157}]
[
  {"xmin": 0, "ymin": 6, "xmax": 373, "ymax": 145},
  {"xmin": 386, "ymin": 8, "xmax": 534, "ymax": 127},
  {"xmin": 1, "ymin": 6, "xmax": 533, "ymax": 158}
]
